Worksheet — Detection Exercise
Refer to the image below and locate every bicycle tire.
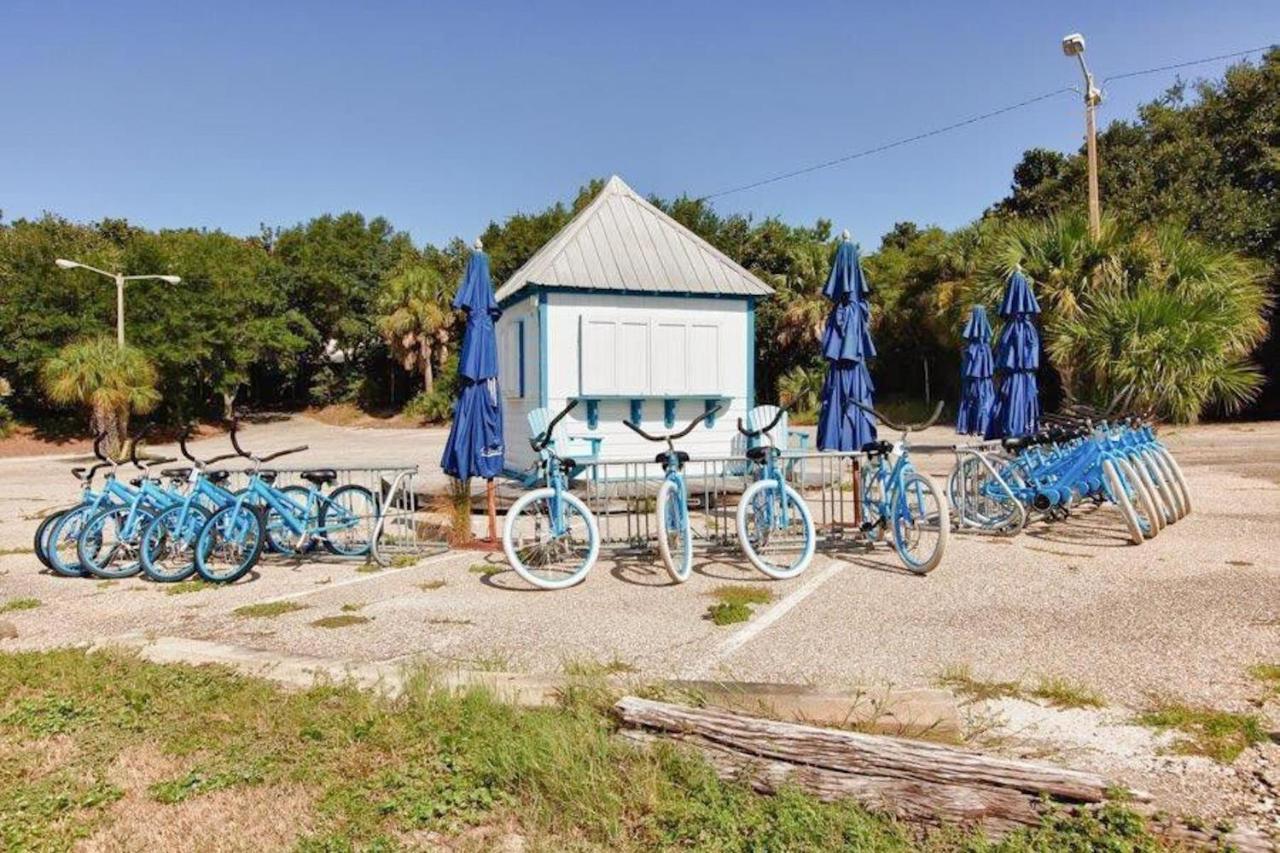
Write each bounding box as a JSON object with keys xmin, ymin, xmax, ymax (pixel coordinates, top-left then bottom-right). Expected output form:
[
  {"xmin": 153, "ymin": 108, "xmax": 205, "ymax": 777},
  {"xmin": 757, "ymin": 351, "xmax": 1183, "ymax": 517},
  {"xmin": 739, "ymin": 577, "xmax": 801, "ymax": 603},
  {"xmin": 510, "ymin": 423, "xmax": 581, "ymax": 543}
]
[
  {"xmin": 1116, "ymin": 458, "xmax": 1159, "ymax": 539},
  {"xmin": 1127, "ymin": 456, "xmax": 1166, "ymax": 533},
  {"xmin": 1145, "ymin": 448, "xmax": 1185, "ymax": 520},
  {"xmin": 320, "ymin": 484, "xmax": 379, "ymax": 557},
  {"xmin": 140, "ymin": 503, "xmax": 211, "ymax": 582},
  {"xmin": 735, "ymin": 479, "xmax": 815, "ymax": 580},
  {"xmin": 45, "ymin": 505, "xmax": 96, "ymax": 577},
  {"xmin": 34, "ymin": 509, "xmax": 68, "ymax": 570},
  {"xmin": 1156, "ymin": 447, "xmax": 1192, "ymax": 517},
  {"xmin": 1137, "ymin": 450, "xmax": 1179, "ymax": 524},
  {"xmin": 78, "ymin": 506, "xmax": 149, "ymax": 579},
  {"xmin": 1101, "ymin": 459, "xmax": 1144, "ymax": 545},
  {"xmin": 195, "ymin": 503, "xmax": 266, "ymax": 584},
  {"xmin": 655, "ymin": 478, "xmax": 693, "ymax": 583},
  {"xmin": 502, "ymin": 487, "xmax": 599, "ymax": 590},
  {"xmin": 891, "ymin": 472, "xmax": 950, "ymax": 574}
]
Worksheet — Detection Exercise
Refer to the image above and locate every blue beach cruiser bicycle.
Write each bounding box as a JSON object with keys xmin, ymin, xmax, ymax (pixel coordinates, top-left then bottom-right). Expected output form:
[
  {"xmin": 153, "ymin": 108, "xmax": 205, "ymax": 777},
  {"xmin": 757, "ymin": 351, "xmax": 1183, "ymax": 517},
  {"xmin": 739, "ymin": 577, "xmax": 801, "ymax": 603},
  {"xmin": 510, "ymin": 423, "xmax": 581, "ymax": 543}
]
[
  {"xmin": 503, "ymin": 400, "xmax": 601, "ymax": 589},
  {"xmin": 623, "ymin": 405, "xmax": 722, "ymax": 583},
  {"xmin": 735, "ymin": 409, "xmax": 816, "ymax": 579}
]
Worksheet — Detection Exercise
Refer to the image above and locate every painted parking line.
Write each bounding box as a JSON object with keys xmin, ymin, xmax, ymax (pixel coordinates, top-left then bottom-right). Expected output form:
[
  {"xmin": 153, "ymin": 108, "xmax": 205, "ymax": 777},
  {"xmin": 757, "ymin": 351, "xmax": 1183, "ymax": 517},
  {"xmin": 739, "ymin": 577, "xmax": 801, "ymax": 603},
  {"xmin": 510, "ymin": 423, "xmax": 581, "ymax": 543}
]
[
  {"xmin": 687, "ymin": 557, "xmax": 847, "ymax": 676},
  {"xmin": 256, "ymin": 550, "xmax": 472, "ymax": 604}
]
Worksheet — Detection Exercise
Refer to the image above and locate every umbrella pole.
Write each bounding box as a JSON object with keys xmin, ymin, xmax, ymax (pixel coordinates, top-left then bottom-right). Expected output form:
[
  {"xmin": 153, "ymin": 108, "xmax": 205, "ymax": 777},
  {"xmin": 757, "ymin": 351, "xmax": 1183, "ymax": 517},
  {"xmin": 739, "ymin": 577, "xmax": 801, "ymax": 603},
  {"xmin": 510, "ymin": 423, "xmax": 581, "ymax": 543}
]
[{"xmin": 486, "ymin": 478, "xmax": 497, "ymax": 542}]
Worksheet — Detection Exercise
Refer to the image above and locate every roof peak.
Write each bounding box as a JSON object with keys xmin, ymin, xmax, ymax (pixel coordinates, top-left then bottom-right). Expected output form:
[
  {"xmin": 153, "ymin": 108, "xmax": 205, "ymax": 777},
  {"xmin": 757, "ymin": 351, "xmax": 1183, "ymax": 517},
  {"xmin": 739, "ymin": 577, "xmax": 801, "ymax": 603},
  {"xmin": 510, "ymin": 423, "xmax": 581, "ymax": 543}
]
[{"xmin": 495, "ymin": 175, "xmax": 773, "ymax": 302}]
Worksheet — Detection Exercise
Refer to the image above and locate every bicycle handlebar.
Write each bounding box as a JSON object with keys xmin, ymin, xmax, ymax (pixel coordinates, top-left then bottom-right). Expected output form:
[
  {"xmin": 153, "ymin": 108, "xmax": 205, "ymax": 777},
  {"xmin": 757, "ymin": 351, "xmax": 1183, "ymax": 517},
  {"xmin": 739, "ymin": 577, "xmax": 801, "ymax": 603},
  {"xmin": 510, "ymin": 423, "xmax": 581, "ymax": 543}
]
[
  {"xmin": 228, "ymin": 417, "xmax": 250, "ymax": 458},
  {"xmin": 624, "ymin": 405, "xmax": 722, "ymax": 444},
  {"xmin": 92, "ymin": 432, "xmax": 108, "ymax": 462},
  {"xmin": 854, "ymin": 400, "xmax": 944, "ymax": 433},
  {"xmin": 180, "ymin": 424, "xmax": 241, "ymax": 467},
  {"xmin": 736, "ymin": 407, "xmax": 785, "ymax": 439},
  {"xmin": 259, "ymin": 445, "xmax": 309, "ymax": 463},
  {"xmin": 531, "ymin": 400, "xmax": 579, "ymax": 452}
]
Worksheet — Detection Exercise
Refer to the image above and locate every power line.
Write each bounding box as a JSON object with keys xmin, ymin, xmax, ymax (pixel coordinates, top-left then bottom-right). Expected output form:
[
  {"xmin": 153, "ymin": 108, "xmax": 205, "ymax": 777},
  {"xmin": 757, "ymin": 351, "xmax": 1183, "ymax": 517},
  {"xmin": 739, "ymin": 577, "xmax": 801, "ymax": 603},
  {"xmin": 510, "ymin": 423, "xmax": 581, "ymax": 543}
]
[
  {"xmin": 699, "ymin": 88, "xmax": 1073, "ymax": 201},
  {"xmin": 1103, "ymin": 43, "xmax": 1274, "ymax": 84},
  {"xmin": 699, "ymin": 42, "xmax": 1276, "ymax": 203}
]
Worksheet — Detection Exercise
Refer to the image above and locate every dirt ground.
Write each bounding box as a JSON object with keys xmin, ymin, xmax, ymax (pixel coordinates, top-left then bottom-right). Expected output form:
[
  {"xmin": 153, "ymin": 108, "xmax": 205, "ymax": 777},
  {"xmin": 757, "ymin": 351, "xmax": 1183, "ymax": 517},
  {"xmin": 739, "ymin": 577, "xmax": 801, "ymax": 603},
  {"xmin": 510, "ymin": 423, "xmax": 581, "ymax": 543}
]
[{"xmin": 1, "ymin": 414, "xmax": 1278, "ymax": 831}]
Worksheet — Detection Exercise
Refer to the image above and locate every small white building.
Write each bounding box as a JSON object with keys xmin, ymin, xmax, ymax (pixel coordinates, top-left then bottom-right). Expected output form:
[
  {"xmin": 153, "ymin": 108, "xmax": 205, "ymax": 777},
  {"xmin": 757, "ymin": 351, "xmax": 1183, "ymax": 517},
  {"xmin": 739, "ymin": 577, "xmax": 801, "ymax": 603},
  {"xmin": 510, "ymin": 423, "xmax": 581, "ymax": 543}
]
[{"xmin": 495, "ymin": 175, "xmax": 774, "ymax": 473}]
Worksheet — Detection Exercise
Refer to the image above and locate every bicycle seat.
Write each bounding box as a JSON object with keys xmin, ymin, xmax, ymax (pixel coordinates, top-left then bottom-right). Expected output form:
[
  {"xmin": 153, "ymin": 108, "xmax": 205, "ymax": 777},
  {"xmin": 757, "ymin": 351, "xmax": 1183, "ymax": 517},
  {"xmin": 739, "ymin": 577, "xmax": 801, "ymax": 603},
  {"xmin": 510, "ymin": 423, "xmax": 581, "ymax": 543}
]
[
  {"xmin": 301, "ymin": 469, "xmax": 337, "ymax": 486},
  {"xmin": 1001, "ymin": 436, "xmax": 1033, "ymax": 452},
  {"xmin": 129, "ymin": 477, "xmax": 144, "ymax": 487},
  {"xmin": 656, "ymin": 450, "xmax": 690, "ymax": 466},
  {"xmin": 260, "ymin": 470, "xmax": 278, "ymax": 485},
  {"xmin": 745, "ymin": 446, "xmax": 772, "ymax": 463},
  {"xmin": 206, "ymin": 470, "xmax": 232, "ymax": 485},
  {"xmin": 862, "ymin": 440, "xmax": 894, "ymax": 456},
  {"xmin": 161, "ymin": 467, "xmax": 192, "ymax": 479},
  {"xmin": 558, "ymin": 457, "xmax": 577, "ymax": 473}
]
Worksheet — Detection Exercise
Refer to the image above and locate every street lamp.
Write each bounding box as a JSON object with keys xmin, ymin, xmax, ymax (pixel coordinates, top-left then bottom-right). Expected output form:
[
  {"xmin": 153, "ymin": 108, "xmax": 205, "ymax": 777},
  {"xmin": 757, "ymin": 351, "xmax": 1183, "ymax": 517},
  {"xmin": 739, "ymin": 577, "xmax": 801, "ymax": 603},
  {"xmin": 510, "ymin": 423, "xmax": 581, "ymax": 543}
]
[
  {"xmin": 1062, "ymin": 32, "xmax": 1103, "ymax": 238},
  {"xmin": 54, "ymin": 259, "xmax": 181, "ymax": 347}
]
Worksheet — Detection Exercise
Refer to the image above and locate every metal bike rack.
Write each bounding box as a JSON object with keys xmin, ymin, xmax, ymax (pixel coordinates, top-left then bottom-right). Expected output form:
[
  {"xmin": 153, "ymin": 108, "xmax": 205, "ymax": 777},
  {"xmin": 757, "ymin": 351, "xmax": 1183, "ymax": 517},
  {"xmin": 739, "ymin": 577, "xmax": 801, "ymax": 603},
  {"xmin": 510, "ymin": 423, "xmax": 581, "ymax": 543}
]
[
  {"xmin": 564, "ymin": 451, "xmax": 866, "ymax": 553},
  {"xmin": 220, "ymin": 464, "xmax": 447, "ymax": 565},
  {"xmin": 949, "ymin": 443, "xmax": 1027, "ymax": 533}
]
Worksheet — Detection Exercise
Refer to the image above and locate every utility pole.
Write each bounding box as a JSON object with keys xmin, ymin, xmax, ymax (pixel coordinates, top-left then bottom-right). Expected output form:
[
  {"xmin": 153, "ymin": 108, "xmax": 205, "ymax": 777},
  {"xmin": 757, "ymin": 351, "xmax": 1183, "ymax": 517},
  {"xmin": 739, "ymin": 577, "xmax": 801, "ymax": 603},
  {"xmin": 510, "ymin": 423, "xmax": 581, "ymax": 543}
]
[{"xmin": 1062, "ymin": 33, "xmax": 1102, "ymax": 238}]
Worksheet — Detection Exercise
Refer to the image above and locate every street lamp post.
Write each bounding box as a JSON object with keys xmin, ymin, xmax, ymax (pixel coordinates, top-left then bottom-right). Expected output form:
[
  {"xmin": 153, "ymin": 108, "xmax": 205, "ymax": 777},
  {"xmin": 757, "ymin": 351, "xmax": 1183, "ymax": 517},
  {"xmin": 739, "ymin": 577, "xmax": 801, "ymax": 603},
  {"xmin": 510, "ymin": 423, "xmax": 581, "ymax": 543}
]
[
  {"xmin": 1062, "ymin": 33, "xmax": 1103, "ymax": 239},
  {"xmin": 54, "ymin": 259, "xmax": 181, "ymax": 347}
]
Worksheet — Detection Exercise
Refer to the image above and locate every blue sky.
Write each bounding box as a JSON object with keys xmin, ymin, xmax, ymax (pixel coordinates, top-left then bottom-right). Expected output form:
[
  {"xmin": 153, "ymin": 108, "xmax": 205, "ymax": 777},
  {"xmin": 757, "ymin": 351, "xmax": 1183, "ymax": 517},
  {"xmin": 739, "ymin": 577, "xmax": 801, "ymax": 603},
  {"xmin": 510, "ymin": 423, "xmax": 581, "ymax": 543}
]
[{"xmin": 3, "ymin": 1, "xmax": 1276, "ymax": 249}]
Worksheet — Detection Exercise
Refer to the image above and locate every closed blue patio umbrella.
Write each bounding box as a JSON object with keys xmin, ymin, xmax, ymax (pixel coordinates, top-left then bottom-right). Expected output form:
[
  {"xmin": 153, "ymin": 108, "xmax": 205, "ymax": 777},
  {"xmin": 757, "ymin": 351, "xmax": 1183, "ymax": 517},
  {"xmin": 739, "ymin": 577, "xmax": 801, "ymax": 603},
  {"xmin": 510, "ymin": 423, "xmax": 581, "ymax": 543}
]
[
  {"xmin": 956, "ymin": 305, "xmax": 995, "ymax": 436},
  {"xmin": 817, "ymin": 232, "xmax": 876, "ymax": 451},
  {"xmin": 985, "ymin": 269, "xmax": 1041, "ymax": 439},
  {"xmin": 440, "ymin": 242, "xmax": 505, "ymax": 537}
]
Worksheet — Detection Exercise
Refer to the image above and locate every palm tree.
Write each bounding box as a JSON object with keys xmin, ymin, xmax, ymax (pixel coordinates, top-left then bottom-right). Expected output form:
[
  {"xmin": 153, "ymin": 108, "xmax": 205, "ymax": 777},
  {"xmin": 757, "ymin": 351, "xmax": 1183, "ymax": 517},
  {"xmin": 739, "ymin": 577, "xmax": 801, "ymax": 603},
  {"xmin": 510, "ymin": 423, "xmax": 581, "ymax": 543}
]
[
  {"xmin": 376, "ymin": 263, "xmax": 454, "ymax": 395},
  {"xmin": 40, "ymin": 337, "xmax": 160, "ymax": 453},
  {"xmin": 777, "ymin": 365, "xmax": 825, "ymax": 418}
]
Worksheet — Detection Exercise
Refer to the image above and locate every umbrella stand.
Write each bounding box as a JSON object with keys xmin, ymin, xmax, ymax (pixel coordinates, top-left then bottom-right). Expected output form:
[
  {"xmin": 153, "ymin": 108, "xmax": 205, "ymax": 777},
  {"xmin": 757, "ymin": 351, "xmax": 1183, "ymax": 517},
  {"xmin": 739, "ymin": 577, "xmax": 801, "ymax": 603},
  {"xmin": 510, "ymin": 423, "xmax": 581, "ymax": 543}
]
[{"xmin": 487, "ymin": 478, "xmax": 497, "ymax": 542}]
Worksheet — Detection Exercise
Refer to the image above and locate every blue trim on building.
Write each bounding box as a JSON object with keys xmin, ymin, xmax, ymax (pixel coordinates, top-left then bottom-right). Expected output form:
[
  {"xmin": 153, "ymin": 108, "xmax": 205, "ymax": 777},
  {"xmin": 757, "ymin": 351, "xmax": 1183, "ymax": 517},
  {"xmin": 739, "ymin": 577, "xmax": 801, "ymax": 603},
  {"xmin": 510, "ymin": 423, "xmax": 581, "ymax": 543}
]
[
  {"xmin": 663, "ymin": 398, "xmax": 677, "ymax": 428},
  {"xmin": 516, "ymin": 319, "xmax": 526, "ymax": 398},
  {"xmin": 746, "ymin": 297, "xmax": 757, "ymax": 410},
  {"xmin": 537, "ymin": 292, "xmax": 549, "ymax": 408},
  {"xmin": 499, "ymin": 282, "xmax": 759, "ymax": 311}
]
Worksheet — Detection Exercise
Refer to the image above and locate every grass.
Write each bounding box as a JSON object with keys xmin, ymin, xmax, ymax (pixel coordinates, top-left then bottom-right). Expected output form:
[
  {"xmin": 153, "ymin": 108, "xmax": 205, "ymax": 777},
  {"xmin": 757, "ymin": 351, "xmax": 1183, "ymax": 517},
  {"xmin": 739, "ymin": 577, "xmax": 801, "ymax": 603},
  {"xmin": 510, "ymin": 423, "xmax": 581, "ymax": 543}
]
[
  {"xmin": 708, "ymin": 584, "xmax": 774, "ymax": 607},
  {"xmin": 232, "ymin": 601, "xmax": 307, "ymax": 619},
  {"xmin": 706, "ymin": 601, "xmax": 752, "ymax": 626},
  {"xmin": 1028, "ymin": 676, "xmax": 1106, "ymax": 710},
  {"xmin": 388, "ymin": 554, "xmax": 419, "ymax": 568},
  {"xmin": 936, "ymin": 666, "xmax": 1107, "ymax": 711},
  {"xmin": 355, "ymin": 563, "xmax": 382, "ymax": 574},
  {"xmin": 310, "ymin": 614, "xmax": 371, "ymax": 629},
  {"xmin": 0, "ymin": 648, "xmax": 1165, "ymax": 851},
  {"xmin": 417, "ymin": 579, "xmax": 447, "ymax": 591},
  {"xmin": 468, "ymin": 562, "xmax": 501, "ymax": 576},
  {"xmin": 0, "ymin": 597, "xmax": 40, "ymax": 614},
  {"xmin": 340, "ymin": 603, "xmax": 365, "ymax": 613},
  {"xmin": 163, "ymin": 580, "xmax": 217, "ymax": 596},
  {"xmin": 1135, "ymin": 700, "xmax": 1268, "ymax": 763},
  {"xmin": 1248, "ymin": 663, "xmax": 1280, "ymax": 695}
]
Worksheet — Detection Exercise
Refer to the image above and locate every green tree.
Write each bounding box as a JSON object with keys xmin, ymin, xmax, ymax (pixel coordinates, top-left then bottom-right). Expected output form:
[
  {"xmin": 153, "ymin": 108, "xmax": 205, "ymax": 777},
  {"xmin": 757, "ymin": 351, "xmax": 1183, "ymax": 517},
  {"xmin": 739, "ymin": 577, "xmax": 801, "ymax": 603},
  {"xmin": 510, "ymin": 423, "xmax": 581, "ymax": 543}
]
[
  {"xmin": 376, "ymin": 262, "xmax": 455, "ymax": 395},
  {"xmin": 39, "ymin": 337, "xmax": 160, "ymax": 452}
]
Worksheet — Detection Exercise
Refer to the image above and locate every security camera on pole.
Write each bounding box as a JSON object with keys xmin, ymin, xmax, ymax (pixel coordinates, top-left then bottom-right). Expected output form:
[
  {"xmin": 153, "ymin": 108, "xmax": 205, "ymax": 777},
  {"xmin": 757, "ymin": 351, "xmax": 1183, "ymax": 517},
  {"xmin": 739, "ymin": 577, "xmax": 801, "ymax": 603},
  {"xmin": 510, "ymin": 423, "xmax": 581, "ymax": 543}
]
[{"xmin": 1062, "ymin": 33, "xmax": 1102, "ymax": 238}]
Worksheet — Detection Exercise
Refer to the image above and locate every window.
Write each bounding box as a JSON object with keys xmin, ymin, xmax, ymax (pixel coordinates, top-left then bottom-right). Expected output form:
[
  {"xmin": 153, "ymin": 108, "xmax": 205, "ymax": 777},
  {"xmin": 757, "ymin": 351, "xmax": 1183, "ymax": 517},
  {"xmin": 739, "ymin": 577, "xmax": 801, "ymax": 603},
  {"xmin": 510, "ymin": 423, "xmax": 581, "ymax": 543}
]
[
  {"xmin": 500, "ymin": 319, "xmax": 527, "ymax": 399},
  {"xmin": 578, "ymin": 312, "xmax": 721, "ymax": 396}
]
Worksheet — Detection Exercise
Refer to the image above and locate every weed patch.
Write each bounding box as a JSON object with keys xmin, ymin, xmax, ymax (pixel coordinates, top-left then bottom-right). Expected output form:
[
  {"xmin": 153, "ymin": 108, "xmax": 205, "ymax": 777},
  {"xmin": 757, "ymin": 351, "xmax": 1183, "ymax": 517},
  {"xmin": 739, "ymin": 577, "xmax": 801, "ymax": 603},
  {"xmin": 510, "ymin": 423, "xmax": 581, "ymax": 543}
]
[
  {"xmin": 340, "ymin": 603, "xmax": 365, "ymax": 613},
  {"xmin": 1135, "ymin": 700, "xmax": 1267, "ymax": 763},
  {"xmin": 468, "ymin": 562, "xmax": 500, "ymax": 576},
  {"xmin": 355, "ymin": 564, "xmax": 381, "ymax": 574},
  {"xmin": 935, "ymin": 664, "xmax": 1022, "ymax": 702},
  {"xmin": 310, "ymin": 614, "xmax": 371, "ymax": 629},
  {"xmin": 708, "ymin": 584, "xmax": 774, "ymax": 607},
  {"xmin": 417, "ymin": 579, "xmax": 446, "ymax": 591},
  {"xmin": 1029, "ymin": 676, "xmax": 1106, "ymax": 709},
  {"xmin": 706, "ymin": 601, "xmax": 751, "ymax": 626},
  {"xmin": 1248, "ymin": 663, "xmax": 1280, "ymax": 695},
  {"xmin": 164, "ymin": 581, "xmax": 216, "ymax": 596},
  {"xmin": 0, "ymin": 597, "xmax": 40, "ymax": 614},
  {"xmin": 233, "ymin": 601, "xmax": 308, "ymax": 619}
]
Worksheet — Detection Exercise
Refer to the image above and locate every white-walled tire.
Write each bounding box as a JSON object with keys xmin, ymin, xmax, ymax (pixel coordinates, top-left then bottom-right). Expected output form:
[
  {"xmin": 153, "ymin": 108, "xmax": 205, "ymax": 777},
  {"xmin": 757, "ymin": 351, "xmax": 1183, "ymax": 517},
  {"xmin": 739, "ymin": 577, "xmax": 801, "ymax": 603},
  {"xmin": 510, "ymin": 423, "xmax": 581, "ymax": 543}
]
[
  {"xmin": 1157, "ymin": 447, "xmax": 1192, "ymax": 516},
  {"xmin": 655, "ymin": 479, "xmax": 693, "ymax": 583},
  {"xmin": 503, "ymin": 487, "xmax": 600, "ymax": 590},
  {"xmin": 1116, "ymin": 458, "xmax": 1160, "ymax": 539},
  {"xmin": 735, "ymin": 479, "xmax": 815, "ymax": 580},
  {"xmin": 1101, "ymin": 459, "xmax": 1144, "ymax": 545}
]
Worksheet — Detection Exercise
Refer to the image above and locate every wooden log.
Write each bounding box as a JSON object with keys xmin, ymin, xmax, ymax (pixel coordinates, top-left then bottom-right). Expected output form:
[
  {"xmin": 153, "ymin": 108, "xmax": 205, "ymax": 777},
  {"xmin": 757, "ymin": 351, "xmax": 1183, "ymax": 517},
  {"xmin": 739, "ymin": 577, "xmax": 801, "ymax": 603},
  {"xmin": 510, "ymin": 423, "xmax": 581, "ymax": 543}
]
[{"xmin": 615, "ymin": 696, "xmax": 1141, "ymax": 804}]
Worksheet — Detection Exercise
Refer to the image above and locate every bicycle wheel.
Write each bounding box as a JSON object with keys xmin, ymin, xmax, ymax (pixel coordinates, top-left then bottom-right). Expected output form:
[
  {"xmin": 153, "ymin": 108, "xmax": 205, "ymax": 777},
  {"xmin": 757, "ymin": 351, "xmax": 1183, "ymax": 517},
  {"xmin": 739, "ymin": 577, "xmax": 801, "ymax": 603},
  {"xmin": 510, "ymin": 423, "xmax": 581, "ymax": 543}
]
[
  {"xmin": 34, "ymin": 509, "xmax": 68, "ymax": 570},
  {"xmin": 1100, "ymin": 459, "xmax": 1144, "ymax": 545},
  {"xmin": 1126, "ymin": 457, "xmax": 1165, "ymax": 533},
  {"xmin": 1134, "ymin": 451, "xmax": 1177, "ymax": 525},
  {"xmin": 141, "ymin": 504, "xmax": 211, "ymax": 582},
  {"xmin": 195, "ymin": 504, "xmax": 265, "ymax": 584},
  {"xmin": 655, "ymin": 478, "xmax": 693, "ymax": 583},
  {"xmin": 502, "ymin": 487, "xmax": 599, "ymax": 590},
  {"xmin": 46, "ymin": 505, "xmax": 98, "ymax": 577},
  {"xmin": 78, "ymin": 506, "xmax": 148, "ymax": 579},
  {"xmin": 1116, "ymin": 458, "xmax": 1159, "ymax": 539},
  {"xmin": 1145, "ymin": 448, "xmax": 1185, "ymax": 519},
  {"xmin": 1156, "ymin": 446, "xmax": 1192, "ymax": 516},
  {"xmin": 320, "ymin": 484, "xmax": 379, "ymax": 557},
  {"xmin": 736, "ymin": 479, "xmax": 815, "ymax": 580},
  {"xmin": 891, "ymin": 472, "xmax": 950, "ymax": 574},
  {"xmin": 263, "ymin": 486, "xmax": 318, "ymax": 555}
]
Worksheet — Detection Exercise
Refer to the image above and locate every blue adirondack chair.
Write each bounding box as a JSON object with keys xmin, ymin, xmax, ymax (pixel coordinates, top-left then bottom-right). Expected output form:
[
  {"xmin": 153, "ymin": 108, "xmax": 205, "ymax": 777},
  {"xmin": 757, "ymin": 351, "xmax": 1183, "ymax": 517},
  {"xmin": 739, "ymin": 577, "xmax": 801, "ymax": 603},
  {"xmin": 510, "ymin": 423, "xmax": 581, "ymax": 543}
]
[
  {"xmin": 524, "ymin": 406, "xmax": 604, "ymax": 485},
  {"xmin": 727, "ymin": 404, "xmax": 811, "ymax": 478}
]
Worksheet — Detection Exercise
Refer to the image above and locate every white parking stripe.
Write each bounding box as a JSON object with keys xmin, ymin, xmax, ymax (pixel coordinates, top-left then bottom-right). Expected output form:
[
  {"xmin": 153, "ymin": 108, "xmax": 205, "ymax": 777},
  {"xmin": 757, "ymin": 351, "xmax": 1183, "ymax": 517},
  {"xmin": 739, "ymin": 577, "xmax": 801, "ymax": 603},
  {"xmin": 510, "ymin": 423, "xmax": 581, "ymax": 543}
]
[{"xmin": 687, "ymin": 558, "xmax": 847, "ymax": 676}]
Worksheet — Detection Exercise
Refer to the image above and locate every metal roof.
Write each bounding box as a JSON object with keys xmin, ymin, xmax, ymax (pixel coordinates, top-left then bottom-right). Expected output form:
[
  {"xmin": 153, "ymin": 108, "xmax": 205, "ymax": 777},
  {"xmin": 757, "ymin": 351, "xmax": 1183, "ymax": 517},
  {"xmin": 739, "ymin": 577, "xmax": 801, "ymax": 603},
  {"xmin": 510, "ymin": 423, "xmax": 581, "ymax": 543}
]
[{"xmin": 495, "ymin": 175, "xmax": 774, "ymax": 302}]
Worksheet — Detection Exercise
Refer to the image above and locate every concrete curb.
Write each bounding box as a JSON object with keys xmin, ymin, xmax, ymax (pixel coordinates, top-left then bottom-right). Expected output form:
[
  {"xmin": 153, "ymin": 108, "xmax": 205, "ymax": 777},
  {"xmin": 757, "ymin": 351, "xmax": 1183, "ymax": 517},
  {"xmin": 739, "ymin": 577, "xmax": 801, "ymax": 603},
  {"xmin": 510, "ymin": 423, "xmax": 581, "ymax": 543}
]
[{"xmin": 90, "ymin": 633, "xmax": 960, "ymax": 738}]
